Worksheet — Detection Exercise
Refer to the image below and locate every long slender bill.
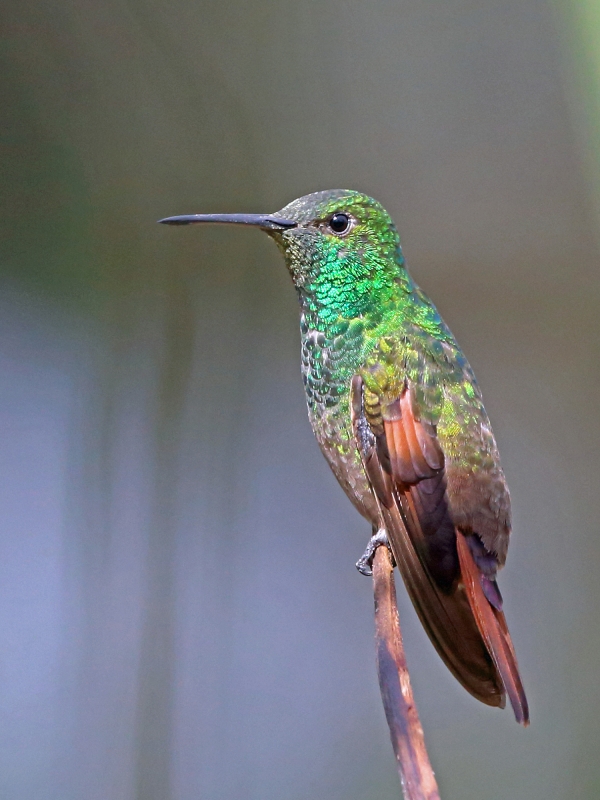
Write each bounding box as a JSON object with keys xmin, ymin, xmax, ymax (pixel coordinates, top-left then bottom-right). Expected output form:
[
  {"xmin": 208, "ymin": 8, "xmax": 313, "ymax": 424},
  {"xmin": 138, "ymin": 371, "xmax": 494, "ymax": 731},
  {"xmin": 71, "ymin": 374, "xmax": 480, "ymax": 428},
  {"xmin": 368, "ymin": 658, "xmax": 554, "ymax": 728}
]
[{"xmin": 158, "ymin": 213, "xmax": 297, "ymax": 230}]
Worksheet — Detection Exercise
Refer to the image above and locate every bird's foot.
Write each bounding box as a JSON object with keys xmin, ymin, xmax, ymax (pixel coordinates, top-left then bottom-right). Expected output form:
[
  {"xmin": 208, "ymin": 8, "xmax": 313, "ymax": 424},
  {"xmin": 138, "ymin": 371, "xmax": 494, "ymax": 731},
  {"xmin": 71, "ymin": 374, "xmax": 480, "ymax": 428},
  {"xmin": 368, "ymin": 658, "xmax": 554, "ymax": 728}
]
[{"xmin": 356, "ymin": 528, "xmax": 393, "ymax": 576}]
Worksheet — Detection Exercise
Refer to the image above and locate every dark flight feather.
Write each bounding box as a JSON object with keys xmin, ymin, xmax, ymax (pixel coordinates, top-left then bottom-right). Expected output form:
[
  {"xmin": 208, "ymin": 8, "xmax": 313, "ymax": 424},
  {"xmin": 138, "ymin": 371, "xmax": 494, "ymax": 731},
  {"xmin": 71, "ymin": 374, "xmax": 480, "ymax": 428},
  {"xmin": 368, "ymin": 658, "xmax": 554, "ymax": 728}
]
[{"xmin": 351, "ymin": 376, "xmax": 529, "ymax": 723}]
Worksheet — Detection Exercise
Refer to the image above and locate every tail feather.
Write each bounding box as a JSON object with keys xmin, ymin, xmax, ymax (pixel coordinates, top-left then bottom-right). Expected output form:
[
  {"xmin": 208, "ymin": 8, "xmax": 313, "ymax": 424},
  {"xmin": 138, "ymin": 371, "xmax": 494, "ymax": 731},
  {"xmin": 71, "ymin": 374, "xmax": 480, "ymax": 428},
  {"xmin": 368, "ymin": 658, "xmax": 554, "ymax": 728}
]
[
  {"xmin": 456, "ymin": 531, "xmax": 529, "ymax": 725},
  {"xmin": 382, "ymin": 500, "xmax": 506, "ymax": 708},
  {"xmin": 351, "ymin": 375, "xmax": 529, "ymax": 723}
]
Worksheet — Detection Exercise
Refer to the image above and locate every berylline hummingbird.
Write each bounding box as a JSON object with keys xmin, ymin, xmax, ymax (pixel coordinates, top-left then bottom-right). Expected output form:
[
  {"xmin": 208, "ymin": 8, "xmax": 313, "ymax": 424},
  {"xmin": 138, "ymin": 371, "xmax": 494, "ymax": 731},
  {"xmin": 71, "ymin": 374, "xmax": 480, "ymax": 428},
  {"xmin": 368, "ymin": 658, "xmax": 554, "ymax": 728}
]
[{"xmin": 160, "ymin": 190, "xmax": 529, "ymax": 725}]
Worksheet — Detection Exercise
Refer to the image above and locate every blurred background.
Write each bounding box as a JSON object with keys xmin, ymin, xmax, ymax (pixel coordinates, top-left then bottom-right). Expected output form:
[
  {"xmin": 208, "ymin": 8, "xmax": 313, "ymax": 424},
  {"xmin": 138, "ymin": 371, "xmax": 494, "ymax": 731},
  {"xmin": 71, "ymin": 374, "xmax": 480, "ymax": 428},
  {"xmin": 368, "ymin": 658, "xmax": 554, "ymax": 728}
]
[{"xmin": 1, "ymin": 1, "xmax": 599, "ymax": 798}]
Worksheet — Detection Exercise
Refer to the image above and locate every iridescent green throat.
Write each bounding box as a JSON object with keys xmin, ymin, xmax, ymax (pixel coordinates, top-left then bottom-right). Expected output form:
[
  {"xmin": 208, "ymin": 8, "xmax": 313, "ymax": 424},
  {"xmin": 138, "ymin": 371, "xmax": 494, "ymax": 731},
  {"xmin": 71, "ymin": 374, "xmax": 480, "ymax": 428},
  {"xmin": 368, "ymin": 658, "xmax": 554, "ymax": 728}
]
[
  {"xmin": 292, "ymin": 238, "xmax": 451, "ymax": 357},
  {"xmin": 268, "ymin": 189, "xmax": 456, "ymax": 415},
  {"xmin": 294, "ymin": 252, "xmax": 453, "ymax": 416}
]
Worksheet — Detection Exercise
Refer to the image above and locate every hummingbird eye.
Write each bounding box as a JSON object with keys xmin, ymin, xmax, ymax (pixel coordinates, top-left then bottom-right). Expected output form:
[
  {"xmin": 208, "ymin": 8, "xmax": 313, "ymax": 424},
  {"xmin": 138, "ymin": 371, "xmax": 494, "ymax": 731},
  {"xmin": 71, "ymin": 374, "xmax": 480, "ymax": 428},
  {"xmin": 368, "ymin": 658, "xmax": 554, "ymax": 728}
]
[{"xmin": 328, "ymin": 212, "xmax": 351, "ymax": 235}]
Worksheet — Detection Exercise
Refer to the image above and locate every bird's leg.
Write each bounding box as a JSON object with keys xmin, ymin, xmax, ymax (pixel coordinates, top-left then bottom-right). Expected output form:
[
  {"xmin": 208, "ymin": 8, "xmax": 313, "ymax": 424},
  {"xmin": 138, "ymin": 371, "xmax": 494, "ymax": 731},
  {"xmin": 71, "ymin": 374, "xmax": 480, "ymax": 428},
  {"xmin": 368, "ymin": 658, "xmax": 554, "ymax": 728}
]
[{"xmin": 356, "ymin": 527, "xmax": 394, "ymax": 576}]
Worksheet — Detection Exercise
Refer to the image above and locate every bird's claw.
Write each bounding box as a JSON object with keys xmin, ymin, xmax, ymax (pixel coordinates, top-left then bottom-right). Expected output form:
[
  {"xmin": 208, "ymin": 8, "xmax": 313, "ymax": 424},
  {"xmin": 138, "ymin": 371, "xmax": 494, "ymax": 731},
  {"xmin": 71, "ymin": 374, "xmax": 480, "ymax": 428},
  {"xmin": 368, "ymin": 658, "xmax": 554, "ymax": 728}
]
[{"xmin": 356, "ymin": 528, "xmax": 393, "ymax": 576}]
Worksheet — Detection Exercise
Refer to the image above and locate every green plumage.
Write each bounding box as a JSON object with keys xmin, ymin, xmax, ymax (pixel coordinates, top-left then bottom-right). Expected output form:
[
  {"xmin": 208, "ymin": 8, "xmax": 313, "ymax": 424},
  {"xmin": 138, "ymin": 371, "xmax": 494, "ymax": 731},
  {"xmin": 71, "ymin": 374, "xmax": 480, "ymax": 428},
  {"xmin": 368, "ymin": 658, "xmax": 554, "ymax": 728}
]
[
  {"xmin": 273, "ymin": 190, "xmax": 510, "ymax": 563},
  {"xmin": 160, "ymin": 187, "xmax": 528, "ymax": 723}
]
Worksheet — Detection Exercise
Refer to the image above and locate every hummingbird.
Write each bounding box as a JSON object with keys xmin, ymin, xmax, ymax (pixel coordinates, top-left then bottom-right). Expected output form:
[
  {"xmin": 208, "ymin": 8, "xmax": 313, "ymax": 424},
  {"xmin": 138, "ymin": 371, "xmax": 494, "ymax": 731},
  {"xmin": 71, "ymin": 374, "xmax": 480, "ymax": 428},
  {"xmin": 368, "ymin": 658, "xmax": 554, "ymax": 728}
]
[{"xmin": 160, "ymin": 190, "xmax": 529, "ymax": 725}]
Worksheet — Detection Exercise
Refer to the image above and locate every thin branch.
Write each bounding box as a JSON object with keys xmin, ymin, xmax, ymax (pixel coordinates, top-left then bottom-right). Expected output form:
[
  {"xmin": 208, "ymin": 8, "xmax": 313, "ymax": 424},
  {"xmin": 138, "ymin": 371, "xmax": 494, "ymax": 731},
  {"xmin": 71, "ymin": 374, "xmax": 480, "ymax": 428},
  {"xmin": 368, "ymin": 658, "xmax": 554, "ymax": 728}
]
[{"xmin": 372, "ymin": 545, "xmax": 441, "ymax": 800}]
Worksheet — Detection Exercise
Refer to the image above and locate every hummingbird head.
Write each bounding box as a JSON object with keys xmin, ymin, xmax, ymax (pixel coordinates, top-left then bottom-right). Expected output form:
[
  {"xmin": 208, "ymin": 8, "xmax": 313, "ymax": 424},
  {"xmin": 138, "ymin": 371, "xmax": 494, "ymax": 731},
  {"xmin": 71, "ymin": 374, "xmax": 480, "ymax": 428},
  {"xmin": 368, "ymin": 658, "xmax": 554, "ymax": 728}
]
[
  {"xmin": 269, "ymin": 190, "xmax": 407, "ymax": 323},
  {"xmin": 160, "ymin": 189, "xmax": 408, "ymax": 324}
]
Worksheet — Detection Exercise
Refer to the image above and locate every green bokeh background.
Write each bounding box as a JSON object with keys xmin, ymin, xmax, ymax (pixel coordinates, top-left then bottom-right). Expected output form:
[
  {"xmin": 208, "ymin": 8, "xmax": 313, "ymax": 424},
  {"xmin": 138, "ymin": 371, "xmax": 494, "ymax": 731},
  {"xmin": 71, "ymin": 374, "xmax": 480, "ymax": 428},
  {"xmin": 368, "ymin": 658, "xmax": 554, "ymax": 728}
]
[{"xmin": 1, "ymin": 2, "xmax": 599, "ymax": 798}]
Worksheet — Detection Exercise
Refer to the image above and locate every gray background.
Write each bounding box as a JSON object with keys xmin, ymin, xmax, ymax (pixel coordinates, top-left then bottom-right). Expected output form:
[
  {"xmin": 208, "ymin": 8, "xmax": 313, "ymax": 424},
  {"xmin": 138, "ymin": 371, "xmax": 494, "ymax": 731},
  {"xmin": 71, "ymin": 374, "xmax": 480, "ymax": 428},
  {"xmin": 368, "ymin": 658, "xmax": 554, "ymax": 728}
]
[{"xmin": 1, "ymin": 1, "xmax": 599, "ymax": 798}]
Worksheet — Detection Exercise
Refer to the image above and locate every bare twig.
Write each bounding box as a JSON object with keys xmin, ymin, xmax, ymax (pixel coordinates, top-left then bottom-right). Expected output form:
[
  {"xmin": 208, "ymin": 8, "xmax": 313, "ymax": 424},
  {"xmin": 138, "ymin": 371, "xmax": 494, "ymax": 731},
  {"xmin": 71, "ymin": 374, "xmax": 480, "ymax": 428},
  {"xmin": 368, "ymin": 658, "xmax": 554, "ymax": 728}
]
[{"xmin": 373, "ymin": 545, "xmax": 441, "ymax": 800}]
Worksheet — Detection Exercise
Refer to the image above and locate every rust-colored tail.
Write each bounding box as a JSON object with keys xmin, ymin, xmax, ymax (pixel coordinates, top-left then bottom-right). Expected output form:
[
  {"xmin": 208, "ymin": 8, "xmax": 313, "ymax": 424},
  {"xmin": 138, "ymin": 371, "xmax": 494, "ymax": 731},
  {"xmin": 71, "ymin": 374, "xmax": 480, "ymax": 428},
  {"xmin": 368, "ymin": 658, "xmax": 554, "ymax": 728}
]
[
  {"xmin": 456, "ymin": 531, "xmax": 529, "ymax": 725},
  {"xmin": 351, "ymin": 376, "xmax": 529, "ymax": 723}
]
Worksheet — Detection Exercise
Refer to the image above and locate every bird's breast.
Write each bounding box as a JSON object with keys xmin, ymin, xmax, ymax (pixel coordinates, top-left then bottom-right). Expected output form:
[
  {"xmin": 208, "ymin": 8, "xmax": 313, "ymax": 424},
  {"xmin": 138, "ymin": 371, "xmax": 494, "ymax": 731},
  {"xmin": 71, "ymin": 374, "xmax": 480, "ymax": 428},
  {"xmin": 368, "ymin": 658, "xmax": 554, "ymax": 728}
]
[{"xmin": 300, "ymin": 321, "xmax": 378, "ymax": 522}]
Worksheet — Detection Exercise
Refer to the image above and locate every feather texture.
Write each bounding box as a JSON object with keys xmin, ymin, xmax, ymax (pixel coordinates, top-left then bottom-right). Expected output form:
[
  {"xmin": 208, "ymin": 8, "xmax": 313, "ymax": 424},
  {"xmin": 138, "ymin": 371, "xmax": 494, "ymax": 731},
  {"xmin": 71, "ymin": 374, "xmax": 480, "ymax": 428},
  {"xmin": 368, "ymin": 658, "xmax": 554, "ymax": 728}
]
[
  {"xmin": 267, "ymin": 189, "xmax": 528, "ymax": 723},
  {"xmin": 352, "ymin": 376, "xmax": 529, "ymax": 722}
]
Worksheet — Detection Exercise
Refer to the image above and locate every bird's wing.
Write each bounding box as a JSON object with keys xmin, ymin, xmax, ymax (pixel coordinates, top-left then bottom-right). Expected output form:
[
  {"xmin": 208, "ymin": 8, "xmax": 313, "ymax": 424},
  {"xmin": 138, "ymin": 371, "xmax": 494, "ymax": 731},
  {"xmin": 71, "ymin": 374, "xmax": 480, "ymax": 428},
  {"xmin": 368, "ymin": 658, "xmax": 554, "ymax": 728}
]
[{"xmin": 351, "ymin": 375, "xmax": 529, "ymax": 724}]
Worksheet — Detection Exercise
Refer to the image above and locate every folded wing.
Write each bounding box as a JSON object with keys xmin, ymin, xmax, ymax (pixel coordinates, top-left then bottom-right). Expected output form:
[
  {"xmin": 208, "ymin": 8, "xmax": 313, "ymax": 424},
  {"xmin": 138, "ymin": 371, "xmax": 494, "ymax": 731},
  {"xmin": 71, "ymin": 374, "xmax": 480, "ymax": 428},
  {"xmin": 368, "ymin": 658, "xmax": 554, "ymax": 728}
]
[{"xmin": 351, "ymin": 375, "xmax": 529, "ymax": 724}]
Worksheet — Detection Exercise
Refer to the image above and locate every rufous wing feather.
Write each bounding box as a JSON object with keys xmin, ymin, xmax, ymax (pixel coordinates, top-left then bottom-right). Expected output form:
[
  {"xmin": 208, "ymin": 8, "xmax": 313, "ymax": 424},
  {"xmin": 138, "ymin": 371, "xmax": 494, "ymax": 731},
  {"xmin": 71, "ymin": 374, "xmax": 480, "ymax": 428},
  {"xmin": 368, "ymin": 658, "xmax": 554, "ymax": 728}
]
[{"xmin": 352, "ymin": 376, "xmax": 529, "ymax": 723}]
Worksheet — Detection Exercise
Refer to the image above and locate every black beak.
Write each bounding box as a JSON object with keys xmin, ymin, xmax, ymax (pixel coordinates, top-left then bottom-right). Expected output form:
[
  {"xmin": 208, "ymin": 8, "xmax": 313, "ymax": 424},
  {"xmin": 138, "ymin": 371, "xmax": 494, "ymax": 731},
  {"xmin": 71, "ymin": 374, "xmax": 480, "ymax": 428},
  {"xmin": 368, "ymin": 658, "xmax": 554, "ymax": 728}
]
[{"xmin": 158, "ymin": 213, "xmax": 297, "ymax": 231}]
